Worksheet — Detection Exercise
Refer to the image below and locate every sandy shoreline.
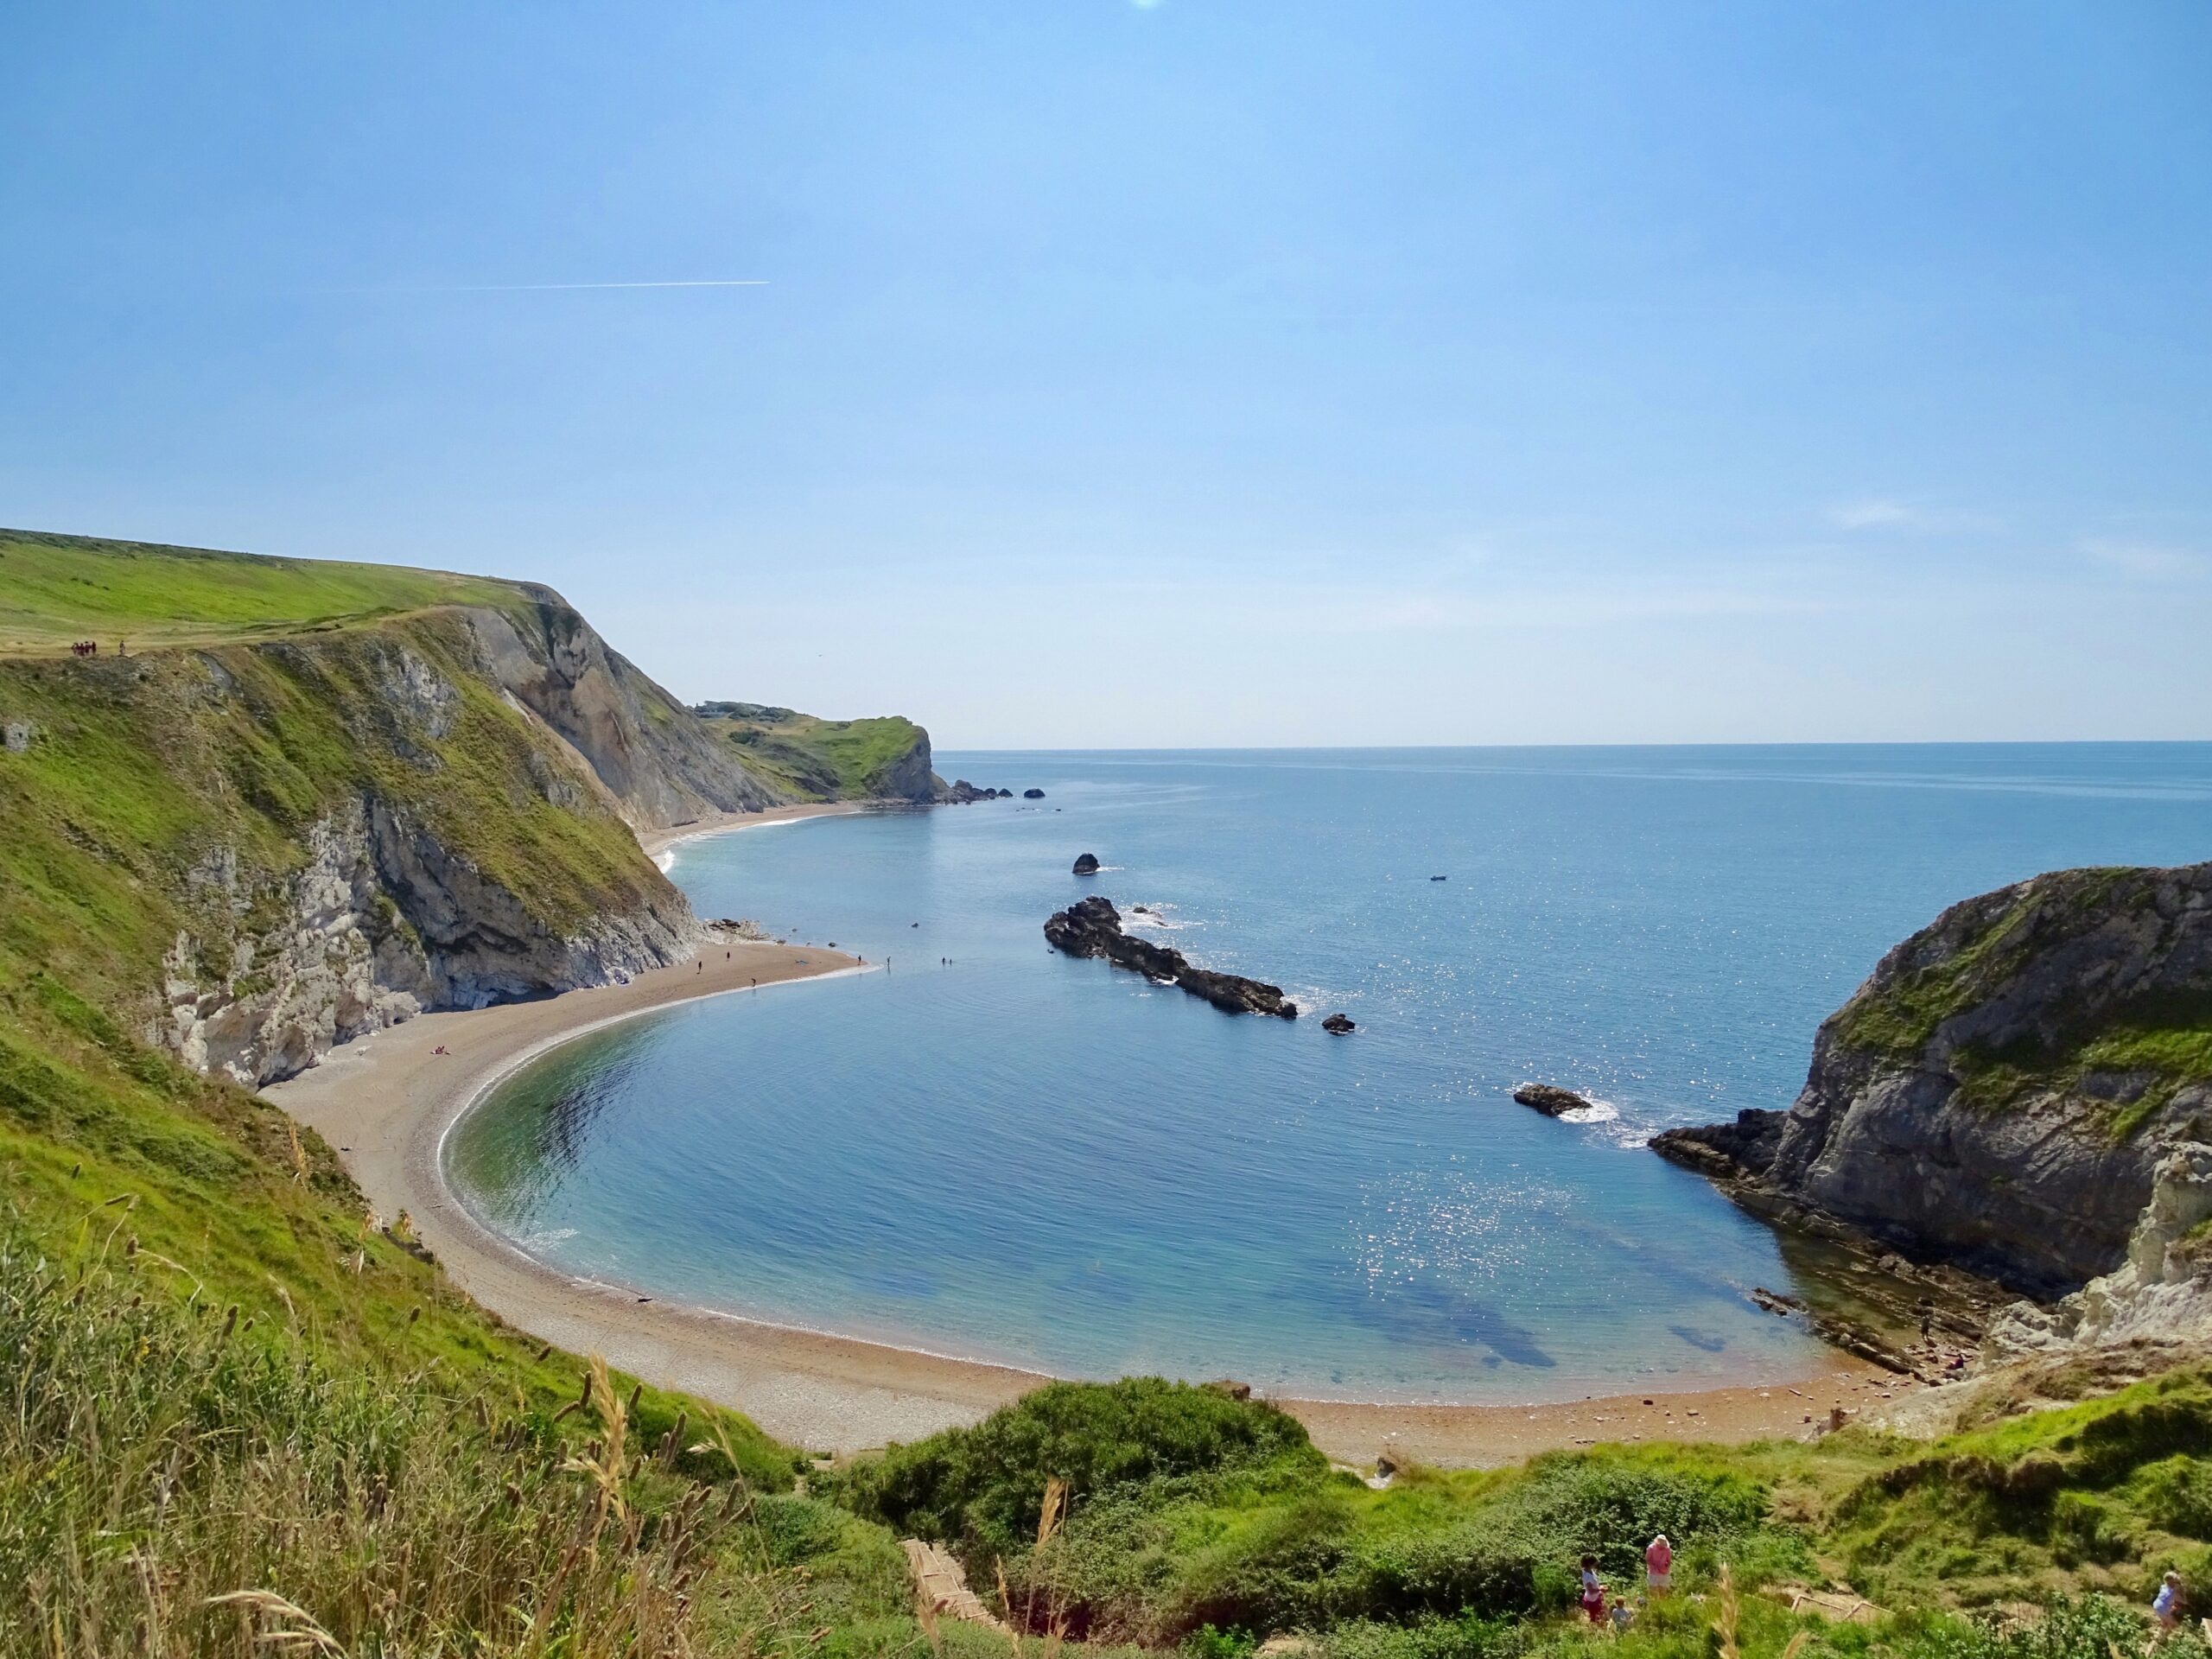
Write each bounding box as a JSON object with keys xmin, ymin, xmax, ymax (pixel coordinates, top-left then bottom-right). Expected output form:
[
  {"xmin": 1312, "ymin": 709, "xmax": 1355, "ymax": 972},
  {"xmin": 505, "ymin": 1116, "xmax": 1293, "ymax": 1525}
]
[
  {"xmin": 267, "ymin": 804, "xmax": 1906, "ymax": 1463},
  {"xmin": 641, "ymin": 799, "xmax": 880, "ymax": 867}
]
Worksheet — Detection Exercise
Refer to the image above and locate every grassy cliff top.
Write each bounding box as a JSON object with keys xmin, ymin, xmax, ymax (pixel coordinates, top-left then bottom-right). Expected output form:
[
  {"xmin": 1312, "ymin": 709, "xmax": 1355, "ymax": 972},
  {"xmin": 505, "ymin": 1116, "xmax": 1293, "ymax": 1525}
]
[
  {"xmin": 0, "ymin": 528, "xmax": 531, "ymax": 653},
  {"xmin": 695, "ymin": 700, "xmax": 930, "ymax": 800},
  {"xmin": 1825, "ymin": 861, "xmax": 2212, "ymax": 1135}
]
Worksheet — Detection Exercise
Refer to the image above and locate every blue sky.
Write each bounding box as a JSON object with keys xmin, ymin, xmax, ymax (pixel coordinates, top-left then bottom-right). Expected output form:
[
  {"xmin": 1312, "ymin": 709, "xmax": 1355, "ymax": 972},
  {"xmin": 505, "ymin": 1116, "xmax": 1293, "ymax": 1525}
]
[{"xmin": 4, "ymin": 3, "xmax": 2208, "ymax": 746}]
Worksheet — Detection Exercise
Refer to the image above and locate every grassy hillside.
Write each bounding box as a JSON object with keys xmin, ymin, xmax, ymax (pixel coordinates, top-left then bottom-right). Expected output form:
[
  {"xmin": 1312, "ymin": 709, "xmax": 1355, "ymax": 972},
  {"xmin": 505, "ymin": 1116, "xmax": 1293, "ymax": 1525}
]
[
  {"xmin": 823, "ymin": 1371, "xmax": 2212, "ymax": 1650},
  {"xmin": 696, "ymin": 701, "xmax": 933, "ymax": 800},
  {"xmin": 0, "ymin": 527, "xmax": 533, "ymax": 654},
  {"xmin": 0, "ymin": 534, "xmax": 820, "ymax": 1650}
]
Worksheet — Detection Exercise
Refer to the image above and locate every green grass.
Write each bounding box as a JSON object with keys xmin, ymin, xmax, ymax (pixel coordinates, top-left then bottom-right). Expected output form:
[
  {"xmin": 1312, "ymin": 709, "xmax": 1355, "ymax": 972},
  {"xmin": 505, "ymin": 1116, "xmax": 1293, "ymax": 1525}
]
[
  {"xmin": 823, "ymin": 1367, "xmax": 2212, "ymax": 1647},
  {"xmin": 0, "ymin": 971, "xmax": 790, "ymax": 1484},
  {"xmin": 826, "ymin": 1382, "xmax": 1804, "ymax": 1644},
  {"xmin": 695, "ymin": 702, "xmax": 930, "ymax": 800},
  {"xmin": 0, "ymin": 528, "xmax": 535, "ymax": 655},
  {"xmin": 1833, "ymin": 888, "xmax": 2051, "ymax": 1060},
  {"xmin": 1822, "ymin": 1364, "xmax": 2212, "ymax": 1608},
  {"xmin": 0, "ymin": 1228, "xmax": 880, "ymax": 1656}
]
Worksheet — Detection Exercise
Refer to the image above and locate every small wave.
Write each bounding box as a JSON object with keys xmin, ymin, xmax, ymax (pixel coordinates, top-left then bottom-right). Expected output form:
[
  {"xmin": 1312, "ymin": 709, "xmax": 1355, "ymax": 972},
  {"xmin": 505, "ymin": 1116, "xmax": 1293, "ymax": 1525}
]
[
  {"xmin": 1122, "ymin": 904, "xmax": 1197, "ymax": 931},
  {"xmin": 1558, "ymin": 1100, "xmax": 1620, "ymax": 1125},
  {"xmin": 518, "ymin": 1227, "xmax": 579, "ymax": 1250}
]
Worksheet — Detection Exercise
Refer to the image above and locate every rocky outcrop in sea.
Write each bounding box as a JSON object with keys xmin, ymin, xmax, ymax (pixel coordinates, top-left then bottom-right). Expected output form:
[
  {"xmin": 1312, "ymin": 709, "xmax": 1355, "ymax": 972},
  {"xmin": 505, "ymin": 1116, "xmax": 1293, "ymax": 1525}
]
[
  {"xmin": 1514, "ymin": 1084, "xmax": 1593, "ymax": 1116},
  {"xmin": 1044, "ymin": 895, "xmax": 1299, "ymax": 1019},
  {"xmin": 1653, "ymin": 861, "xmax": 2212, "ymax": 1311},
  {"xmin": 939, "ymin": 779, "xmax": 1010, "ymax": 804}
]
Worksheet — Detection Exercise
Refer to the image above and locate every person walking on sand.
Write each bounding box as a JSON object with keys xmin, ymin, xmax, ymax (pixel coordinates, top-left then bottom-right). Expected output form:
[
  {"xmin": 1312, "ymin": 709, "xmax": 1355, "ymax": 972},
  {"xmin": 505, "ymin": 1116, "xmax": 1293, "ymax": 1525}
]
[
  {"xmin": 2153, "ymin": 1570, "xmax": 2183, "ymax": 1631},
  {"xmin": 1645, "ymin": 1534, "xmax": 1672, "ymax": 1598},
  {"xmin": 1578, "ymin": 1555, "xmax": 1606, "ymax": 1625}
]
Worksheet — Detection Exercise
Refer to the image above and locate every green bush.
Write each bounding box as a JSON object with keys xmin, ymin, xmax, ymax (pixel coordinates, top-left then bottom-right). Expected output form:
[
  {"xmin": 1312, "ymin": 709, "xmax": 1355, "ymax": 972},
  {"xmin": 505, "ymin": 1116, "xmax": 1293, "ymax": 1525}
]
[
  {"xmin": 1319, "ymin": 1611, "xmax": 1525, "ymax": 1659},
  {"xmin": 825, "ymin": 1378, "xmax": 1324, "ymax": 1559},
  {"xmin": 1183, "ymin": 1623, "xmax": 1260, "ymax": 1659},
  {"xmin": 1001, "ymin": 1446, "xmax": 1783, "ymax": 1643},
  {"xmin": 1888, "ymin": 1597, "xmax": 2207, "ymax": 1659}
]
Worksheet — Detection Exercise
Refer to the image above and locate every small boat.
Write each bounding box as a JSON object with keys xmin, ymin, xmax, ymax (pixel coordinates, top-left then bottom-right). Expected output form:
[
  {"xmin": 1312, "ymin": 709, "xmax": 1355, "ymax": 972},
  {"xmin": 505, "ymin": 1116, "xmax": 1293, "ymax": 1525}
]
[{"xmin": 1429, "ymin": 874, "xmax": 1447, "ymax": 881}]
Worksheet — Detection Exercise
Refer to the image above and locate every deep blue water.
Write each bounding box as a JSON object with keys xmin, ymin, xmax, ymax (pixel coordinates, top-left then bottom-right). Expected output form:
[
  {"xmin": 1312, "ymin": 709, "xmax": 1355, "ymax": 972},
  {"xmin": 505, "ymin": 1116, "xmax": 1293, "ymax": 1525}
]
[{"xmin": 448, "ymin": 745, "xmax": 2211, "ymax": 1402}]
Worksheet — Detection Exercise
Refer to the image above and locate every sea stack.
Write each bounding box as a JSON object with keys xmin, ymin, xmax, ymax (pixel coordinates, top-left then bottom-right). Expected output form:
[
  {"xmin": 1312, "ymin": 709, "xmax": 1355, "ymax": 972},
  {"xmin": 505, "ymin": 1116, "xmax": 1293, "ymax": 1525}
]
[
  {"xmin": 1024, "ymin": 787, "xmax": 1046, "ymax": 798},
  {"xmin": 1045, "ymin": 895, "xmax": 1299, "ymax": 1019},
  {"xmin": 1514, "ymin": 1083, "xmax": 1593, "ymax": 1116},
  {"xmin": 1072, "ymin": 853, "xmax": 1101, "ymax": 875},
  {"xmin": 1322, "ymin": 1014, "xmax": 1357, "ymax": 1034}
]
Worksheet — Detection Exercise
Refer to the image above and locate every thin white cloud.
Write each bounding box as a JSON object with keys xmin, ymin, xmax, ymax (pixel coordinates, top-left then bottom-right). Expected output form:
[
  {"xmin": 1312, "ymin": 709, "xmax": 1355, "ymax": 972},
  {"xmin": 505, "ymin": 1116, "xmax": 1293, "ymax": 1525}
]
[
  {"xmin": 447, "ymin": 279, "xmax": 766, "ymax": 292},
  {"xmin": 368, "ymin": 279, "xmax": 769, "ymax": 294},
  {"xmin": 1829, "ymin": 499, "xmax": 1925, "ymax": 531},
  {"xmin": 2082, "ymin": 538, "xmax": 2207, "ymax": 581}
]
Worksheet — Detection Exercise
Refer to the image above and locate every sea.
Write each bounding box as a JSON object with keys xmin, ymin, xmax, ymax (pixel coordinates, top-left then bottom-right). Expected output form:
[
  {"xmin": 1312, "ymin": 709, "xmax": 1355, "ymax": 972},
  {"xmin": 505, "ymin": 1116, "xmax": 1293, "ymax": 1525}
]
[{"xmin": 446, "ymin": 745, "xmax": 2212, "ymax": 1404}]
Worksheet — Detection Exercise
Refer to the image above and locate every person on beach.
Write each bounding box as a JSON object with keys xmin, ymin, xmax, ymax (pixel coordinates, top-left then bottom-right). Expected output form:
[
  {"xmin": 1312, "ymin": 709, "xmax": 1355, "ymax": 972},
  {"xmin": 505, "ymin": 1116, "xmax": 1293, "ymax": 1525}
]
[
  {"xmin": 1578, "ymin": 1555, "xmax": 1606, "ymax": 1624},
  {"xmin": 2153, "ymin": 1570, "xmax": 2182, "ymax": 1630},
  {"xmin": 1645, "ymin": 1534, "xmax": 1672, "ymax": 1598}
]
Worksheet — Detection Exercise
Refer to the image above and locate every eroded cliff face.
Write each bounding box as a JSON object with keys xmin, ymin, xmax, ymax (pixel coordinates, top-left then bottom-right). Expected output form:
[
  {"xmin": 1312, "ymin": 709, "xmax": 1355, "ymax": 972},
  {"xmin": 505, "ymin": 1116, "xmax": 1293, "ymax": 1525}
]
[
  {"xmin": 1655, "ymin": 863, "xmax": 2212, "ymax": 1299},
  {"xmin": 1984, "ymin": 1141, "xmax": 2212, "ymax": 1357},
  {"xmin": 2, "ymin": 597, "xmax": 751, "ymax": 1088},
  {"xmin": 469, "ymin": 593, "xmax": 788, "ymax": 830},
  {"xmin": 160, "ymin": 790, "xmax": 700, "ymax": 1086}
]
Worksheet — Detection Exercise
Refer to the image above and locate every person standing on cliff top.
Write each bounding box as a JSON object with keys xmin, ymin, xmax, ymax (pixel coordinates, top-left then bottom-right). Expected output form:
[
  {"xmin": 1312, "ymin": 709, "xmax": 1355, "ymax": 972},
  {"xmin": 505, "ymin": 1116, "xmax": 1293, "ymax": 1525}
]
[{"xmin": 1646, "ymin": 1535, "xmax": 1673, "ymax": 1597}]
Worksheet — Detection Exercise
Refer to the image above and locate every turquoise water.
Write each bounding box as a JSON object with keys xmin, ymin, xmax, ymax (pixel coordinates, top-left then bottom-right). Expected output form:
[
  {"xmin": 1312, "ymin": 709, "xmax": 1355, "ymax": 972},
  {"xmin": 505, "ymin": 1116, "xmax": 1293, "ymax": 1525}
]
[{"xmin": 448, "ymin": 745, "xmax": 2212, "ymax": 1402}]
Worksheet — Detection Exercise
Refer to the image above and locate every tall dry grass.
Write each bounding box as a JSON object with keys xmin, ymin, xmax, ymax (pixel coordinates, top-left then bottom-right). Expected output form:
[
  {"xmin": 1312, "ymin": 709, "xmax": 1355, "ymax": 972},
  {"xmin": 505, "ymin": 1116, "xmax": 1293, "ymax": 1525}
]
[{"xmin": 0, "ymin": 1232, "xmax": 802, "ymax": 1657}]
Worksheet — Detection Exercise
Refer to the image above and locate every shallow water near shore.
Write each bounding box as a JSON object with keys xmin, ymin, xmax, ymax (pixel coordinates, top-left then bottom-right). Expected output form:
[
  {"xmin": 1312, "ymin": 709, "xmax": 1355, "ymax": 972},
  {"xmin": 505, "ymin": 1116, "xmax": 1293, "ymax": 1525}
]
[{"xmin": 448, "ymin": 744, "xmax": 2212, "ymax": 1402}]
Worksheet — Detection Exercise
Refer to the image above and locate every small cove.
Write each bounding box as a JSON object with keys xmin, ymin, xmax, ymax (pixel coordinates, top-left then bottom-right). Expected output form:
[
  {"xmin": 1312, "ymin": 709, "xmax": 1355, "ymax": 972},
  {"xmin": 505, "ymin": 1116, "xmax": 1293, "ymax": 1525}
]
[{"xmin": 447, "ymin": 744, "xmax": 2212, "ymax": 1402}]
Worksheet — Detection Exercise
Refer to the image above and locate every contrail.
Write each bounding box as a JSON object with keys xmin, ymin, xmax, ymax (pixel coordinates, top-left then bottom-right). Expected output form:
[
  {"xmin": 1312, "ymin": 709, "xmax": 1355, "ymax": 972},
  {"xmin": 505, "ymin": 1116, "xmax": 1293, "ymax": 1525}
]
[{"xmin": 423, "ymin": 279, "xmax": 769, "ymax": 292}]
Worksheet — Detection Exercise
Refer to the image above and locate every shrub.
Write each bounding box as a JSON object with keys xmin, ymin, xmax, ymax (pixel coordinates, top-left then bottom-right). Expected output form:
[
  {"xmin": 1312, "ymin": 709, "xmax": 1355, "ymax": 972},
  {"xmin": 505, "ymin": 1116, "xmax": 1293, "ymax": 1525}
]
[
  {"xmin": 1889, "ymin": 1597, "xmax": 2208, "ymax": 1659},
  {"xmin": 826, "ymin": 1378, "xmax": 1325, "ymax": 1558}
]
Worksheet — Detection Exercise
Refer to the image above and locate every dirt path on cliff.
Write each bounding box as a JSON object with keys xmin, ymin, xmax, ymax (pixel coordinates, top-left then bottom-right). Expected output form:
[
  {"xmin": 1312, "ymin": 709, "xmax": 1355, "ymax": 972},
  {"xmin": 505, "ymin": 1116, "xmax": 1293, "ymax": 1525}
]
[{"xmin": 267, "ymin": 804, "xmax": 1910, "ymax": 1461}]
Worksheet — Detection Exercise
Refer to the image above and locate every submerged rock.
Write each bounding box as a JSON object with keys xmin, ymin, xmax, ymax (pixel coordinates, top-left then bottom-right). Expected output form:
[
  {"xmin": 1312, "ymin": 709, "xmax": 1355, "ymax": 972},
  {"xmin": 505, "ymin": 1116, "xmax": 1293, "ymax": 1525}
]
[
  {"xmin": 1044, "ymin": 895, "xmax": 1298, "ymax": 1019},
  {"xmin": 1072, "ymin": 853, "xmax": 1101, "ymax": 875},
  {"xmin": 1322, "ymin": 1014, "xmax": 1357, "ymax": 1034},
  {"xmin": 1513, "ymin": 1083, "xmax": 1593, "ymax": 1116},
  {"xmin": 1024, "ymin": 787, "xmax": 1046, "ymax": 799}
]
